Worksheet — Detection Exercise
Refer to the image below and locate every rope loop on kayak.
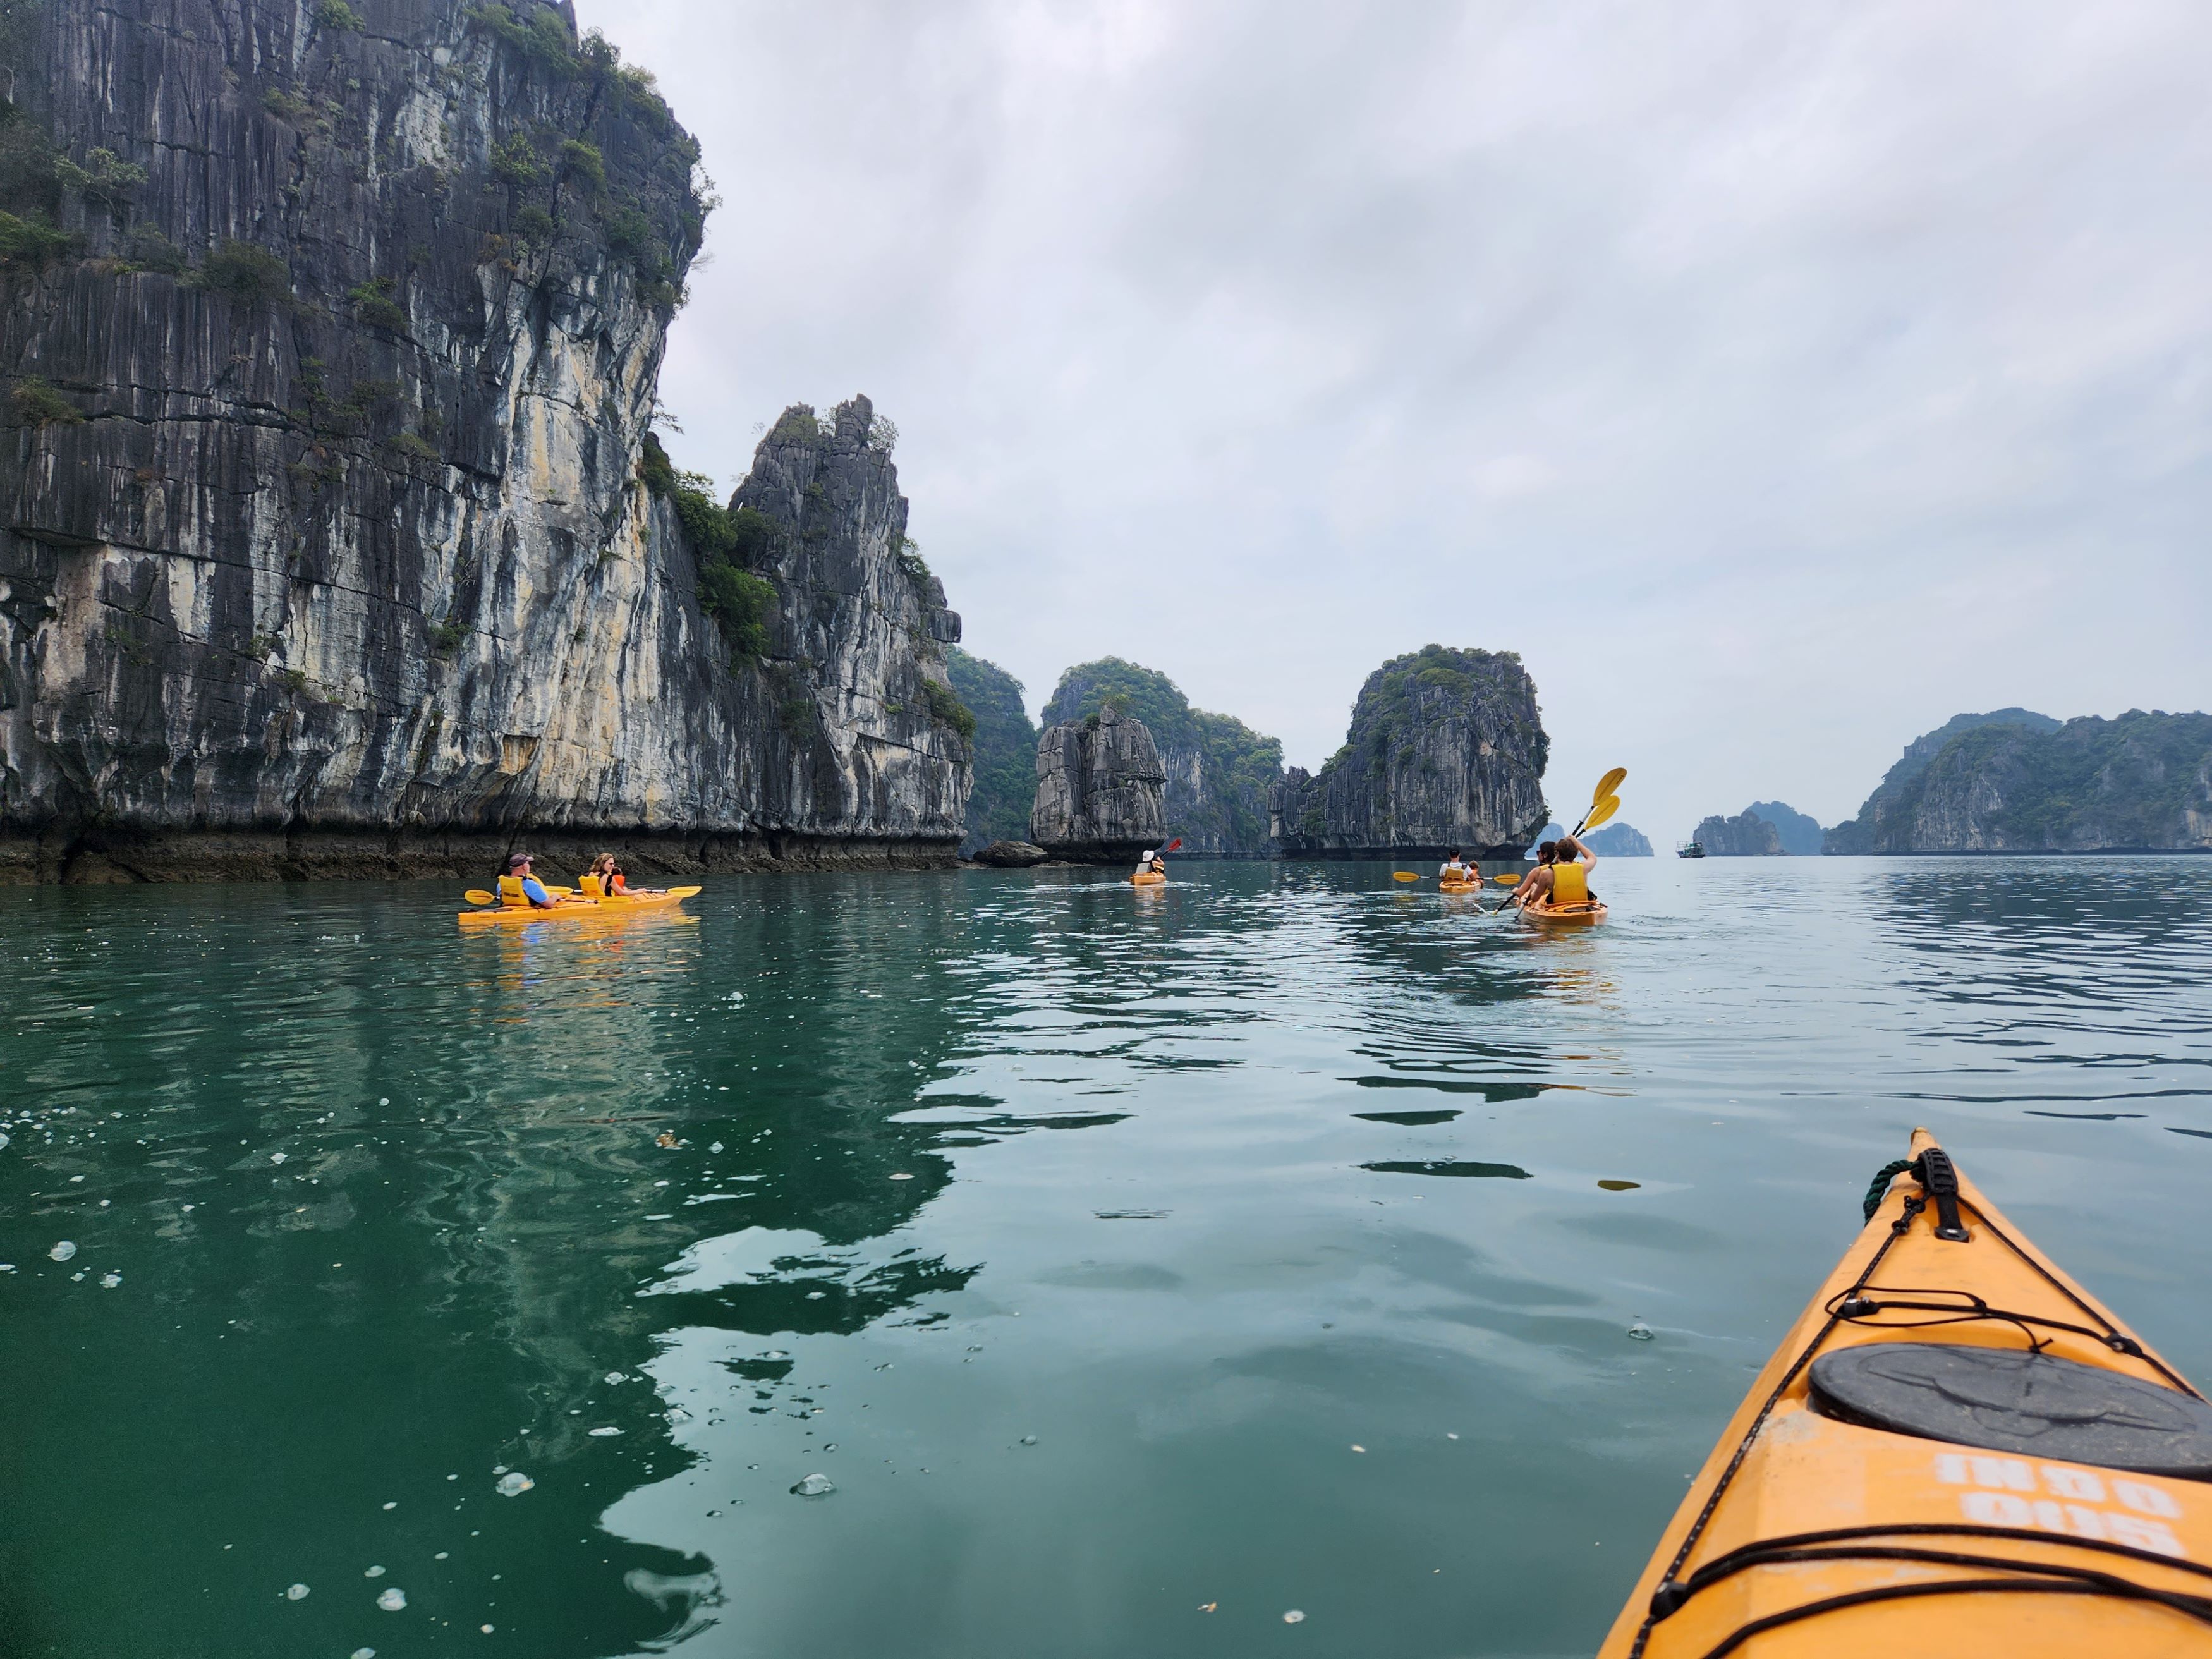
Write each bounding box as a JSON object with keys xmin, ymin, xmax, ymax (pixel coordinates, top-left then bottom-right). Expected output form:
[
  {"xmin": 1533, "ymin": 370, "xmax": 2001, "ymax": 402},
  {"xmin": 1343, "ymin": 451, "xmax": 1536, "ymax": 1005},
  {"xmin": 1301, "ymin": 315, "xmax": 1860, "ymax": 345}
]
[{"xmin": 1862, "ymin": 1157, "xmax": 1917, "ymax": 1222}]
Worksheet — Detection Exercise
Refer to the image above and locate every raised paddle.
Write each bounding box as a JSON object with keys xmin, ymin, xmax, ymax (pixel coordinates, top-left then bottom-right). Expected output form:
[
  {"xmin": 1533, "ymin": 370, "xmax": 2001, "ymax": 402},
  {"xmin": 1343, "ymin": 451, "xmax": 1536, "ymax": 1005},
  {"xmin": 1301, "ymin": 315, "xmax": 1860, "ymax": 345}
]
[{"xmin": 1569, "ymin": 769, "xmax": 1626, "ymax": 837}]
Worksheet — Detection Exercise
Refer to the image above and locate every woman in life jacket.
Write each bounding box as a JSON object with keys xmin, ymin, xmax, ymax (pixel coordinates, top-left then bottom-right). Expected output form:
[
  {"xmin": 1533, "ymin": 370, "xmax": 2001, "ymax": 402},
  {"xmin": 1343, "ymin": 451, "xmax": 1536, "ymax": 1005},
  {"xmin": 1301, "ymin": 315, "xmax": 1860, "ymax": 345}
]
[
  {"xmin": 586, "ymin": 852, "xmax": 664, "ymax": 897},
  {"xmin": 1512, "ymin": 833, "xmax": 1597, "ymax": 909},
  {"xmin": 1134, "ymin": 848, "xmax": 1167, "ymax": 878}
]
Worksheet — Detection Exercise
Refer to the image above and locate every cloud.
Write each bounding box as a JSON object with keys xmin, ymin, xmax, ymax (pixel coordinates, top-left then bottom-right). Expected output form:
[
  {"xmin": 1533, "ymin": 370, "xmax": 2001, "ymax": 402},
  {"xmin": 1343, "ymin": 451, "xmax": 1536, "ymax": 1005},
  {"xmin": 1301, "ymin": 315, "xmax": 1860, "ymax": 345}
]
[{"xmin": 579, "ymin": 0, "xmax": 2212, "ymax": 840}]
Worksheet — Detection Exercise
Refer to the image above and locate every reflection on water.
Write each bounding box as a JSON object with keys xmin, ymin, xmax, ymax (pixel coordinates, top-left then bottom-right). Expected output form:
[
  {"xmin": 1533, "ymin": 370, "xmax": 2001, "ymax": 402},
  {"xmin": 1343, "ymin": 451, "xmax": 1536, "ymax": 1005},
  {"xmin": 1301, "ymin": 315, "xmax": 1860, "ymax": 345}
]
[{"xmin": 3, "ymin": 858, "xmax": 2210, "ymax": 1657}]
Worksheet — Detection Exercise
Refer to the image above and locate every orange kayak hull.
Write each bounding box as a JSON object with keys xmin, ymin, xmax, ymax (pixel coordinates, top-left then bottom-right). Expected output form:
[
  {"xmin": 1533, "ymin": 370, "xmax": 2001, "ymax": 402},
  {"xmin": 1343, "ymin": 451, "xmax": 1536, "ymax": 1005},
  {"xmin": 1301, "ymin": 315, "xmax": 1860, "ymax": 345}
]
[
  {"xmin": 1524, "ymin": 898, "xmax": 1606, "ymax": 925},
  {"xmin": 1438, "ymin": 880, "xmax": 1480, "ymax": 894},
  {"xmin": 1131, "ymin": 872, "xmax": 1165, "ymax": 886},
  {"xmin": 1599, "ymin": 1129, "xmax": 2212, "ymax": 1658},
  {"xmin": 458, "ymin": 892, "xmax": 693, "ymax": 925}
]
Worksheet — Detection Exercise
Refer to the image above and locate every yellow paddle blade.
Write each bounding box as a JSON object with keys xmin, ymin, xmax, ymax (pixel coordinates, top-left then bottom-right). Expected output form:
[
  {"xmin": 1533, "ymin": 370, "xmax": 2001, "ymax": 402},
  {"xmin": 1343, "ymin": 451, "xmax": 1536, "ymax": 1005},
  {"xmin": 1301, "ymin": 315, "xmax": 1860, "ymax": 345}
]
[
  {"xmin": 1493, "ymin": 872, "xmax": 1522, "ymax": 885},
  {"xmin": 1583, "ymin": 794, "xmax": 1620, "ymax": 831},
  {"xmin": 464, "ymin": 889, "xmax": 497, "ymax": 906},
  {"xmin": 1392, "ymin": 871, "xmax": 1423, "ymax": 882},
  {"xmin": 664, "ymin": 885, "xmax": 703, "ymax": 899},
  {"xmin": 1591, "ymin": 766, "xmax": 1626, "ymax": 805}
]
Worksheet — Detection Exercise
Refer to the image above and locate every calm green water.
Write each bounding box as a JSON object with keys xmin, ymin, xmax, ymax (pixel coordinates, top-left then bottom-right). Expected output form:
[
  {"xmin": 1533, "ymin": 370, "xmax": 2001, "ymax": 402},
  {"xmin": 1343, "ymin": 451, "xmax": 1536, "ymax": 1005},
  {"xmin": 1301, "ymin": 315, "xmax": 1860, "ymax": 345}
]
[{"xmin": 4, "ymin": 858, "xmax": 2210, "ymax": 1657}]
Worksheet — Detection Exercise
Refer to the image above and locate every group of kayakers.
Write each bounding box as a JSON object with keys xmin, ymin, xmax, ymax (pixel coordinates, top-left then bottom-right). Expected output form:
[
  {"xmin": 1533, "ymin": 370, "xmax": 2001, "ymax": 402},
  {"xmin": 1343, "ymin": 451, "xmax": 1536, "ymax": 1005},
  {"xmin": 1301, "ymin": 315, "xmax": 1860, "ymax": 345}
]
[
  {"xmin": 1437, "ymin": 830, "xmax": 1598, "ymax": 909},
  {"xmin": 497, "ymin": 851, "xmax": 662, "ymax": 910}
]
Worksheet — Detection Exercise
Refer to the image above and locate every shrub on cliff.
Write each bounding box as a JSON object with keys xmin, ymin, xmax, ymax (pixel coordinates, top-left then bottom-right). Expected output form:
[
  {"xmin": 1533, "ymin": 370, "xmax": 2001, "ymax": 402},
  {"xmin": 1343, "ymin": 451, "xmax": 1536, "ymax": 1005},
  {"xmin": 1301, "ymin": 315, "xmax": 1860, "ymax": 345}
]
[
  {"xmin": 698, "ymin": 564, "xmax": 775, "ymax": 659},
  {"xmin": 920, "ymin": 678, "xmax": 975, "ymax": 746},
  {"xmin": 193, "ymin": 240, "xmax": 290, "ymax": 306},
  {"xmin": 0, "ymin": 208, "xmax": 73, "ymax": 267},
  {"xmin": 9, "ymin": 373, "xmax": 80, "ymax": 427}
]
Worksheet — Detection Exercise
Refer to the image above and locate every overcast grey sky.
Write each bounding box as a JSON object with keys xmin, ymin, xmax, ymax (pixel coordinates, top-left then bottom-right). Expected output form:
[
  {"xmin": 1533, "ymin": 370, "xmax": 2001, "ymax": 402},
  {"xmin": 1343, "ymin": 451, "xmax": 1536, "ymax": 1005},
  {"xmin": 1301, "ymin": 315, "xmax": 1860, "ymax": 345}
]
[{"xmin": 577, "ymin": 0, "xmax": 2211, "ymax": 844}]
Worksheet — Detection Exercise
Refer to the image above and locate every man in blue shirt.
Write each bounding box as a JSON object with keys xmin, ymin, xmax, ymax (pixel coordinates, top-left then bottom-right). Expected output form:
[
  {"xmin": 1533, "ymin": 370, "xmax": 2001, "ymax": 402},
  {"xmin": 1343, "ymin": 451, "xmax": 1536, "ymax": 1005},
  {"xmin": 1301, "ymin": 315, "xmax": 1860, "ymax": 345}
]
[{"xmin": 507, "ymin": 851, "xmax": 561, "ymax": 909}]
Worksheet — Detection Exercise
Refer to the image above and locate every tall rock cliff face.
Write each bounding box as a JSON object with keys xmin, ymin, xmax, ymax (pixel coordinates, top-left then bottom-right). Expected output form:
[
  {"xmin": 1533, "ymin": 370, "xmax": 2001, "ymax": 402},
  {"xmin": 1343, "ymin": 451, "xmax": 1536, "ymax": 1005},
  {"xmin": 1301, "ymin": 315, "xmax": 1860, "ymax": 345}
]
[
  {"xmin": 1823, "ymin": 708, "xmax": 2059, "ymax": 854},
  {"xmin": 1040, "ymin": 658, "xmax": 1282, "ymax": 858},
  {"xmin": 1272, "ymin": 645, "xmax": 1547, "ymax": 860},
  {"xmin": 0, "ymin": 0, "xmax": 966, "ymax": 880},
  {"xmin": 1823, "ymin": 710, "xmax": 2212, "ymax": 854},
  {"xmin": 1691, "ymin": 810, "xmax": 1784, "ymax": 856},
  {"xmin": 1030, "ymin": 705, "xmax": 1165, "ymax": 863}
]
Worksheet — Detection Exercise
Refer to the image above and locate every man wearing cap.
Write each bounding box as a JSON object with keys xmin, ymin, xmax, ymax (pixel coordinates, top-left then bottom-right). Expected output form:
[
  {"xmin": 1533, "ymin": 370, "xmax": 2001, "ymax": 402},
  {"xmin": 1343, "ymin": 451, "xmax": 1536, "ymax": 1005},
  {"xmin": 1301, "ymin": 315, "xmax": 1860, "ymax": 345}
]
[{"xmin": 501, "ymin": 851, "xmax": 562, "ymax": 909}]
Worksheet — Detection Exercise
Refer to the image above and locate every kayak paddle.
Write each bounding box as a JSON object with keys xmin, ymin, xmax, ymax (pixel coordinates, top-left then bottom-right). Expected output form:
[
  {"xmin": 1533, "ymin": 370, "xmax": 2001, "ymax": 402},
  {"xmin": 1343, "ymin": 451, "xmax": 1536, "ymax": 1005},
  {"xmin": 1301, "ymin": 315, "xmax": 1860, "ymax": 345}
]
[{"xmin": 1570, "ymin": 769, "xmax": 1625, "ymax": 836}]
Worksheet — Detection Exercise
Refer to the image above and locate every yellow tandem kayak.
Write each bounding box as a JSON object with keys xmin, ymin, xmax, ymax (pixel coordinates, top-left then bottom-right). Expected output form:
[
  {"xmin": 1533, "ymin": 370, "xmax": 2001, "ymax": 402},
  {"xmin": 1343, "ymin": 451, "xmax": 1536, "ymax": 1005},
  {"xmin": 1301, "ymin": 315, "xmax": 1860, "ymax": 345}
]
[
  {"xmin": 457, "ymin": 887, "xmax": 698, "ymax": 925},
  {"xmin": 1601, "ymin": 1128, "xmax": 2212, "ymax": 1657}
]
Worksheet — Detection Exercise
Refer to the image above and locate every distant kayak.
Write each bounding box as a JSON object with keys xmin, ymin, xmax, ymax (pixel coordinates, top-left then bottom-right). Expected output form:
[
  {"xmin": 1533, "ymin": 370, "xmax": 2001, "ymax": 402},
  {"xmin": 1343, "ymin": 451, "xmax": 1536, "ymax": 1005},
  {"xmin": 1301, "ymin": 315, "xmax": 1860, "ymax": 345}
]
[
  {"xmin": 1600, "ymin": 1128, "xmax": 2212, "ymax": 1658},
  {"xmin": 1438, "ymin": 880, "xmax": 1480, "ymax": 894},
  {"xmin": 458, "ymin": 889, "xmax": 696, "ymax": 925},
  {"xmin": 1522, "ymin": 897, "xmax": 1606, "ymax": 925},
  {"xmin": 1131, "ymin": 872, "xmax": 1165, "ymax": 887}
]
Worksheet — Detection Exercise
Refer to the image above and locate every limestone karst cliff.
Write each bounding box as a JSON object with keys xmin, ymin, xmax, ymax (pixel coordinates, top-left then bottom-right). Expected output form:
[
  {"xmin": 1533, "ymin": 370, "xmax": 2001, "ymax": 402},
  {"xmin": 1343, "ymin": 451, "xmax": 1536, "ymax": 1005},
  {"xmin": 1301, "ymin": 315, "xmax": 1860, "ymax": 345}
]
[
  {"xmin": 1040, "ymin": 658, "xmax": 1281, "ymax": 858},
  {"xmin": 1824, "ymin": 710, "xmax": 2212, "ymax": 854},
  {"xmin": 1030, "ymin": 704, "xmax": 1165, "ymax": 863},
  {"xmin": 1272, "ymin": 645, "xmax": 1547, "ymax": 860},
  {"xmin": 0, "ymin": 0, "xmax": 968, "ymax": 879}
]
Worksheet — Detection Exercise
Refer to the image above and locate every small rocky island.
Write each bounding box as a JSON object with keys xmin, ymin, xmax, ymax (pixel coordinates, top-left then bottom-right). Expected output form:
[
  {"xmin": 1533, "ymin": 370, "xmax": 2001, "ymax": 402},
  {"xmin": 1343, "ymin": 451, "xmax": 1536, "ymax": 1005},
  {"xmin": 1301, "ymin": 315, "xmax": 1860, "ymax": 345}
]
[
  {"xmin": 1689, "ymin": 810, "xmax": 1786, "ymax": 856},
  {"xmin": 1040, "ymin": 659, "xmax": 1281, "ymax": 858},
  {"xmin": 1826, "ymin": 709, "xmax": 2212, "ymax": 853},
  {"xmin": 1272, "ymin": 645, "xmax": 1548, "ymax": 859},
  {"xmin": 1029, "ymin": 705, "xmax": 1166, "ymax": 863}
]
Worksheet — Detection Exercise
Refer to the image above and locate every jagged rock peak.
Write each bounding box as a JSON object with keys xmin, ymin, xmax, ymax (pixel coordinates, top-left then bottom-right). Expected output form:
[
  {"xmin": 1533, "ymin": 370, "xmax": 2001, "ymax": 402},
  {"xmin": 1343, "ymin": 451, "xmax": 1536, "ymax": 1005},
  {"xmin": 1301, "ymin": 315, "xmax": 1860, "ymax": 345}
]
[
  {"xmin": 1272, "ymin": 644, "xmax": 1548, "ymax": 860},
  {"xmin": 1030, "ymin": 704, "xmax": 1165, "ymax": 863}
]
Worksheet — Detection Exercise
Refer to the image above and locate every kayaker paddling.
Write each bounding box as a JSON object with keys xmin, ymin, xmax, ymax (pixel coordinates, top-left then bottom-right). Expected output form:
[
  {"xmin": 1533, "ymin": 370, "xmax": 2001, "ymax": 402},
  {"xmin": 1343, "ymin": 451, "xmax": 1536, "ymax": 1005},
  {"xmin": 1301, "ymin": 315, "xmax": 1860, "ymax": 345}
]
[
  {"xmin": 1511, "ymin": 832, "xmax": 1598, "ymax": 910},
  {"xmin": 1134, "ymin": 848, "xmax": 1166, "ymax": 879},
  {"xmin": 1440, "ymin": 847, "xmax": 1470, "ymax": 882}
]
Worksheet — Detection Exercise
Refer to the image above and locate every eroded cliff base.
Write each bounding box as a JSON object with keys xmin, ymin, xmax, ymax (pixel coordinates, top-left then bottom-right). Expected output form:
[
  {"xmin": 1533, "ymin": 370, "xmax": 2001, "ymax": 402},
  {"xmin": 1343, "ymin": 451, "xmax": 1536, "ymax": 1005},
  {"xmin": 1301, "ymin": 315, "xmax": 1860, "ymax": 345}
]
[{"xmin": 0, "ymin": 829, "xmax": 961, "ymax": 885}]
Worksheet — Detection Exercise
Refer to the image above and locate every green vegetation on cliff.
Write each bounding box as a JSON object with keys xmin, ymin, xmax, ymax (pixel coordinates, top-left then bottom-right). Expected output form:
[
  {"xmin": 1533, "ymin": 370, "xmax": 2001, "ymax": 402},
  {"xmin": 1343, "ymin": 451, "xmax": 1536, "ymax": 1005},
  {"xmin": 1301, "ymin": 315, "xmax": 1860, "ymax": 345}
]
[
  {"xmin": 1827, "ymin": 710, "xmax": 2212, "ymax": 852},
  {"xmin": 1042, "ymin": 659, "xmax": 1282, "ymax": 856},
  {"xmin": 947, "ymin": 650, "xmax": 1038, "ymax": 852}
]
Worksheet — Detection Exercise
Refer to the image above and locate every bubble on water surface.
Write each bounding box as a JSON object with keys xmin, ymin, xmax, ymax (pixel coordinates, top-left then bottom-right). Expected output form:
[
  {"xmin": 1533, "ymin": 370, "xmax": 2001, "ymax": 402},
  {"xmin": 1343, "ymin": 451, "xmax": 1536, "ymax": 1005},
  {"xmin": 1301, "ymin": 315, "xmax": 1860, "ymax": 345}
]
[
  {"xmin": 889, "ymin": 1172, "xmax": 913, "ymax": 1181},
  {"xmin": 100, "ymin": 1272, "xmax": 120, "ymax": 1289},
  {"xmin": 588, "ymin": 1426, "xmax": 623, "ymax": 1437},
  {"xmin": 805, "ymin": 1291, "xmax": 825, "ymax": 1300},
  {"xmin": 379, "ymin": 1098, "xmax": 389, "ymax": 1107},
  {"xmin": 1019, "ymin": 1435, "xmax": 1038, "ymax": 1446},
  {"xmin": 495, "ymin": 1471, "xmax": 535, "ymax": 1496},
  {"xmin": 709, "ymin": 1141, "xmax": 724, "ymax": 1153},
  {"xmin": 377, "ymin": 1588, "xmax": 406, "ymax": 1611},
  {"xmin": 1283, "ymin": 1610, "xmax": 1306, "ymax": 1624},
  {"xmin": 47, "ymin": 1241, "xmax": 75, "ymax": 1261},
  {"xmin": 605, "ymin": 1371, "xmax": 626, "ymax": 1384},
  {"xmin": 352, "ymin": 1649, "xmax": 377, "ymax": 1658},
  {"xmin": 760, "ymin": 1350, "xmax": 789, "ymax": 1360},
  {"xmin": 1627, "ymin": 1321, "xmax": 1654, "ymax": 1342},
  {"xmin": 270, "ymin": 1152, "xmax": 286, "ymax": 1164},
  {"xmin": 285, "ymin": 1583, "xmax": 310, "ymax": 1600},
  {"xmin": 790, "ymin": 1473, "xmax": 834, "ymax": 1497},
  {"xmin": 365, "ymin": 1565, "xmax": 385, "ymax": 1577}
]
